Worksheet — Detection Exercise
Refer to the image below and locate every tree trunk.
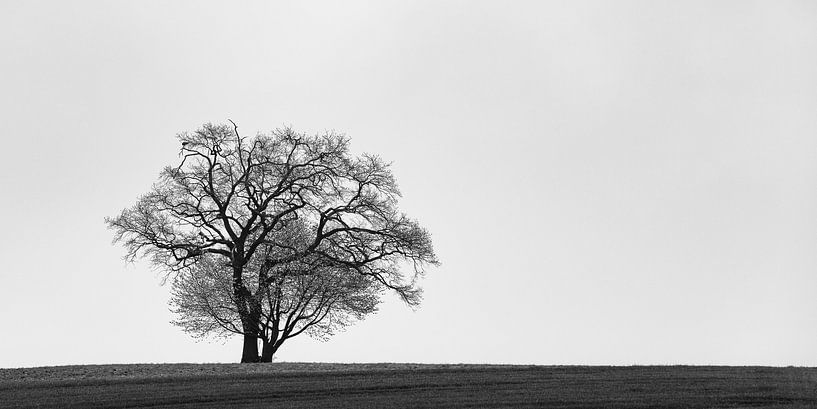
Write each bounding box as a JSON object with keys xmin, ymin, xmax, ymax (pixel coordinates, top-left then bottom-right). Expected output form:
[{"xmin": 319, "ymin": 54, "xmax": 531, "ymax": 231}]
[
  {"xmin": 239, "ymin": 306, "xmax": 262, "ymax": 363},
  {"xmin": 241, "ymin": 333, "xmax": 260, "ymax": 363},
  {"xmin": 233, "ymin": 263, "xmax": 261, "ymax": 363},
  {"xmin": 260, "ymin": 339, "xmax": 276, "ymax": 363}
]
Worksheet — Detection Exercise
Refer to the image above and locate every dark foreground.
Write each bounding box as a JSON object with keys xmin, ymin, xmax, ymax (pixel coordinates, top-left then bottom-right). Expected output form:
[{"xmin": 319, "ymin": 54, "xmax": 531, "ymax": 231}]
[{"xmin": 1, "ymin": 363, "xmax": 816, "ymax": 408}]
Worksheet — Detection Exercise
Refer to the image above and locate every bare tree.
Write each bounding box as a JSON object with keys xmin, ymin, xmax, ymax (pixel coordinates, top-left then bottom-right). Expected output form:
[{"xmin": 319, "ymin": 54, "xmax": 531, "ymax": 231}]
[{"xmin": 106, "ymin": 122, "xmax": 438, "ymax": 362}]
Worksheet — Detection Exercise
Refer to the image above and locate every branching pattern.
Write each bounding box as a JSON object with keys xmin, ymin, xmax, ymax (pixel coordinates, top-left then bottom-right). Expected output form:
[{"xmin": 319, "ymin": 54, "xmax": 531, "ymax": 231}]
[
  {"xmin": 170, "ymin": 250, "xmax": 381, "ymax": 361},
  {"xmin": 106, "ymin": 122, "xmax": 438, "ymax": 362}
]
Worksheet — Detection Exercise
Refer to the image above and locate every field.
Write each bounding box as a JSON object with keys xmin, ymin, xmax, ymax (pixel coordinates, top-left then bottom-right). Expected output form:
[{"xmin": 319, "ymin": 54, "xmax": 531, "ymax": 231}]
[{"xmin": 1, "ymin": 363, "xmax": 816, "ymax": 408}]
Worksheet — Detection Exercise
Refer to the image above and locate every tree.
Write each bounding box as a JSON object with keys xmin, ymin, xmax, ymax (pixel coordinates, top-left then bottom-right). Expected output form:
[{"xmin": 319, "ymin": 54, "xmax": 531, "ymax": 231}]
[
  {"xmin": 106, "ymin": 122, "xmax": 437, "ymax": 362},
  {"xmin": 169, "ymin": 226, "xmax": 382, "ymax": 362}
]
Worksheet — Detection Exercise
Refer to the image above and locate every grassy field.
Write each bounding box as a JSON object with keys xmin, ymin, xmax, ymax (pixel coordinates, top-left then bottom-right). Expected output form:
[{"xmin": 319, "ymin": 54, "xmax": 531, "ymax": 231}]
[{"xmin": 1, "ymin": 363, "xmax": 816, "ymax": 408}]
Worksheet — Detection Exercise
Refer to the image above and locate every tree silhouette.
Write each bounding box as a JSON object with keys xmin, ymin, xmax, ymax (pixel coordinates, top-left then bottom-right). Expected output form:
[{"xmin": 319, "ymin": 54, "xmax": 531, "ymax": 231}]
[{"xmin": 106, "ymin": 122, "xmax": 437, "ymax": 362}]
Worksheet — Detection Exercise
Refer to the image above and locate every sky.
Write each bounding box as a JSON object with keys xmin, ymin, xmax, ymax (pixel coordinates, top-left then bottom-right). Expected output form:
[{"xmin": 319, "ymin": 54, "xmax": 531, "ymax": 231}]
[{"xmin": 1, "ymin": 1, "xmax": 816, "ymax": 368}]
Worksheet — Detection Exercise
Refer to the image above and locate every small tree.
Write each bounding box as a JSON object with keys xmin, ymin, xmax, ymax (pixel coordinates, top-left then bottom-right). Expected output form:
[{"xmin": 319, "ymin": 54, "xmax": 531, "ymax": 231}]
[{"xmin": 107, "ymin": 122, "xmax": 437, "ymax": 362}]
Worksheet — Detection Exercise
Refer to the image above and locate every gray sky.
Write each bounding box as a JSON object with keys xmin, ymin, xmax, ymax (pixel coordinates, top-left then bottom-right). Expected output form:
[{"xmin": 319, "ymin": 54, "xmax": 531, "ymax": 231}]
[{"xmin": 2, "ymin": 1, "xmax": 816, "ymax": 368}]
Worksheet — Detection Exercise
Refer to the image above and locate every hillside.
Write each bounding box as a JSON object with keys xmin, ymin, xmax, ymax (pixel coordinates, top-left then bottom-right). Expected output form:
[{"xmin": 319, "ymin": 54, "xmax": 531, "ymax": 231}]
[{"xmin": 1, "ymin": 363, "xmax": 816, "ymax": 408}]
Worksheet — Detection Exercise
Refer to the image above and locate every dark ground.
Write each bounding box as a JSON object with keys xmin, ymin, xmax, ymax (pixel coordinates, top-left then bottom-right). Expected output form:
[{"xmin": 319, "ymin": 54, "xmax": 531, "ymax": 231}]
[{"xmin": 1, "ymin": 363, "xmax": 815, "ymax": 408}]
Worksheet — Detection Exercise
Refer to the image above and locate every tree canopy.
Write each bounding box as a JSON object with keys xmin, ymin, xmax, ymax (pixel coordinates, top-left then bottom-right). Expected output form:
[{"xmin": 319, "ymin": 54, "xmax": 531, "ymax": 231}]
[{"xmin": 107, "ymin": 122, "xmax": 438, "ymax": 362}]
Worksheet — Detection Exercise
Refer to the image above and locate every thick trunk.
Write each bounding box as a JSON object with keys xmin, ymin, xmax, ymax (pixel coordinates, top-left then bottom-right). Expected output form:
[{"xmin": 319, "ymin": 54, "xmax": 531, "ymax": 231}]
[
  {"xmin": 241, "ymin": 333, "xmax": 260, "ymax": 363},
  {"xmin": 260, "ymin": 339, "xmax": 276, "ymax": 363},
  {"xmin": 232, "ymin": 261, "xmax": 262, "ymax": 364},
  {"xmin": 239, "ymin": 306, "xmax": 262, "ymax": 363}
]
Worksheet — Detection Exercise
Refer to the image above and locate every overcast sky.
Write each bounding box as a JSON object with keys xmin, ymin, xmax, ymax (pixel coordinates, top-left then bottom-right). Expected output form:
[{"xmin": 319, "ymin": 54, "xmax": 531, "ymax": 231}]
[{"xmin": 1, "ymin": 1, "xmax": 816, "ymax": 368}]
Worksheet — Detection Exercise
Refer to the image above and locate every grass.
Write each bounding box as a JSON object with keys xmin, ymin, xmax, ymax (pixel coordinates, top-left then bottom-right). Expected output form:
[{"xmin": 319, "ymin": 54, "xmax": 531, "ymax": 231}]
[{"xmin": 1, "ymin": 363, "xmax": 816, "ymax": 408}]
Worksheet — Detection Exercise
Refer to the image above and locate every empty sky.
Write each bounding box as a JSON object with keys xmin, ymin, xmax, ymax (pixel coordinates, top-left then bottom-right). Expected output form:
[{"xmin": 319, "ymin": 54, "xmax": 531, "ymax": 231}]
[{"xmin": 1, "ymin": 1, "xmax": 816, "ymax": 368}]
